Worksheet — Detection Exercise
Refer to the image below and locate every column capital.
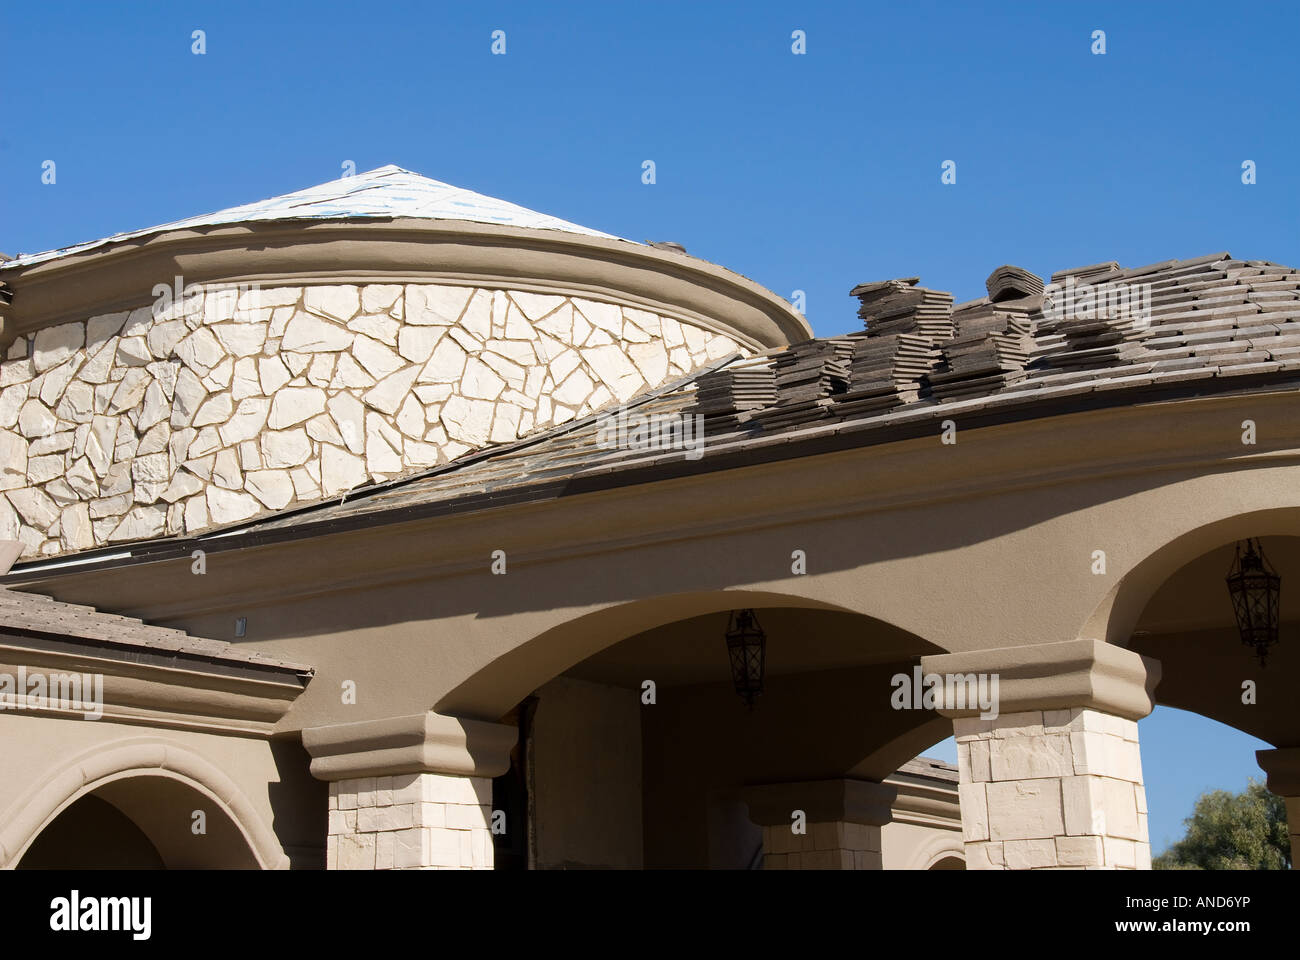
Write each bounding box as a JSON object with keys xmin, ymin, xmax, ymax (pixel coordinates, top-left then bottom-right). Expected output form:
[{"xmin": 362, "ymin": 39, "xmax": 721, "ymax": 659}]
[
  {"xmin": 920, "ymin": 639, "xmax": 1161, "ymax": 721},
  {"xmin": 1257, "ymin": 747, "xmax": 1300, "ymax": 797},
  {"xmin": 303, "ymin": 710, "xmax": 516, "ymax": 782},
  {"xmin": 743, "ymin": 778, "xmax": 897, "ymax": 828}
]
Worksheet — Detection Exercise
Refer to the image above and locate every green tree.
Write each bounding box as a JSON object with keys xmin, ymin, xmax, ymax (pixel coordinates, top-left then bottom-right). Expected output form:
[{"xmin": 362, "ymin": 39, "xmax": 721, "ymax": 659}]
[{"xmin": 1154, "ymin": 779, "xmax": 1290, "ymax": 870}]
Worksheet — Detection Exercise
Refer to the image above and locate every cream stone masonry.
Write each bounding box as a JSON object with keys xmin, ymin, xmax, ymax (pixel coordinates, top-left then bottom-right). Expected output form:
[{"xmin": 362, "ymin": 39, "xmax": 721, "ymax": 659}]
[
  {"xmin": 744, "ymin": 778, "xmax": 894, "ymax": 870},
  {"xmin": 328, "ymin": 773, "xmax": 493, "ymax": 870},
  {"xmin": 955, "ymin": 708, "xmax": 1150, "ymax": 870},
  {"xmin": 760, "ymin": 821, "xmax": 883, "ymax": 870},
  {"xmin": 0, "ymin": 283, "xmax": 742, "ymax": 559},
  {"xmin": 922, "ymin": 639, "xmax": 1161, "ymax": 871}
]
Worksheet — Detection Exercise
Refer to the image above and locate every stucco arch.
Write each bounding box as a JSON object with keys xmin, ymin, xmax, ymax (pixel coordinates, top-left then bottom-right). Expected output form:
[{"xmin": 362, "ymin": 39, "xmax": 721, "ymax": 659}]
[
  {"xmin": 435, "ymin": 588, "xmax": 936, "ymax": 719},
  {"xmin": 1082, "ymin": 506, "xmax": 1300, "ymax": 648},
  {"xmin": 1, "ymin": 738, "xmax": 289, "ymax": 869}
]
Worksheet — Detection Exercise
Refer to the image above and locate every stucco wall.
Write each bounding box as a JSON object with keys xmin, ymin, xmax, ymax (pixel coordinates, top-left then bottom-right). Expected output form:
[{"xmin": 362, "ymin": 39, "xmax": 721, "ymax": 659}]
[
  {"xmin": 531, "ymin": 676, "xmax": 643, "ymax": 868},
  {"xmin": 0, "ymin": 282, "xmax": 742, "ymax": 559},
  {"xmin": 0, "ymin": 712, "xmax": 323, "ymax": 869}
]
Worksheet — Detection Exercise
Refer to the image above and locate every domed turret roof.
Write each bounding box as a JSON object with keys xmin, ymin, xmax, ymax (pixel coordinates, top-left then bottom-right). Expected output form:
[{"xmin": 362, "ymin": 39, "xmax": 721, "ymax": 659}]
[{"xmin": 4, "ymin": 165, "xmax": 623, "ymax": 269}]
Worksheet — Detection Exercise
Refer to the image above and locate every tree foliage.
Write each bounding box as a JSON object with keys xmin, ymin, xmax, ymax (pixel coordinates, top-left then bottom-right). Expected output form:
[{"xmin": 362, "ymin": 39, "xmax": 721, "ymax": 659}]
[{"xmin": 1154, "ymin": 779, "xmax": 1290, "ymax": 870}]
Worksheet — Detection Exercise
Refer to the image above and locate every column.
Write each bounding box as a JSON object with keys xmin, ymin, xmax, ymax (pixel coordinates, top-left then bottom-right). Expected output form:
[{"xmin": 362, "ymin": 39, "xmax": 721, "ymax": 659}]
[
  {"xmin": 744, "ymin": 778, "xmax": 895, "ymax": 870},
  {"xmin": 1256, "ymin": 746, "xmax": 1300, "ymax": 868},
  {"xmin": 304, "ymin": 711, "xmax": 516, "ymax": 870},
  {"xmin": 921, "ymin": 638, "xmax": 1161, "ymax": 870}
]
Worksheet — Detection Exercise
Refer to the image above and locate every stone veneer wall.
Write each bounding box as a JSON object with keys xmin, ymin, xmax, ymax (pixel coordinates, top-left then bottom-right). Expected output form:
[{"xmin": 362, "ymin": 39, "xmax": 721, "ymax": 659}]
[
  {"xmin": 956, "ymin": 707, "xmax": 1150, "ymax": 869},
  {"xmin": 0, "ymin": 283, "xmax": 743, "ymax": 559}
]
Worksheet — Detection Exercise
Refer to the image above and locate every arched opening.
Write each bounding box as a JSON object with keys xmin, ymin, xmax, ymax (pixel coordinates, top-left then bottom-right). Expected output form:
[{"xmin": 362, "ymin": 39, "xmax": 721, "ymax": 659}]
[
  {"xmin": 18, "ymin": 795, "xmax": 164, "ymax": 870},
  {"xmin": 474, "ymin": 598, "xmax": 957, "ymax": 869},
  {"xmin": 929, "ymin": 856, "xmax": 965, "ymax": 870},
  {"xmin": 1107, "ymin": 531, "xmax": 1300, "ymax": 868},
  {"xmin": 15, "ymin": 773, "xmax": 263, "ymax": 870}
]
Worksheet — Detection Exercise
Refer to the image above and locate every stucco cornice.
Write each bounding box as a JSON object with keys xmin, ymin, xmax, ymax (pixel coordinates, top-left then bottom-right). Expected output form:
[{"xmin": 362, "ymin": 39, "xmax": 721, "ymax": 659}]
[
  {"xmin": 920, "ymin": 639, "xmax": 1162, "ymax": 720},
  {"xmin": 0, "ymin": 634, "xmax": 304, "ymax": 736},
  {"xmin": 302, "ymin": 710, "xmax": 517, "ymax": 782},
  {"xmin": 0, "ymin": 217, "xmax": 809, "ymax": 350}
]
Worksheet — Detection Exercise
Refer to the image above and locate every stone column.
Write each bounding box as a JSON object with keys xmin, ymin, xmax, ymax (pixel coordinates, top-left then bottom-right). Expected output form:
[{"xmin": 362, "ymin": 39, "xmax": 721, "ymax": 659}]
[
  {"xmin": 303, "ymin": 711, "xmax": 516, "ymax": 870},
  {"xmin": 921, "ymin": 639, "xmax": 1161, "ymax": 870},
  {"xmin": 1256, "ymin": 746, "xmax": 1300, "ymax": 868},
  {"xmin": 744, "ymin": 779, "xmax": 895, "ymax": 870}
]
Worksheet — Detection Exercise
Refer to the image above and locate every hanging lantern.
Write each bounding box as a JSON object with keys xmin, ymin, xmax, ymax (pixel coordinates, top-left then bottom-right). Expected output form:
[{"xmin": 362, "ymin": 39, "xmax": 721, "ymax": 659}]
[
  {"xmin": 1226, "ymin": 538, "xmax": 1280, "ymax": 667},
  {"xmin": 725, "ymin": 609, "xmax": 766, "ymax": 707}
]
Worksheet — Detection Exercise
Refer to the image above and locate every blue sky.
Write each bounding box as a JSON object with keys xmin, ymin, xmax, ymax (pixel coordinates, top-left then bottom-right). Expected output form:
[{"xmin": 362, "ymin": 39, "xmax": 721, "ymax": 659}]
[{"xmin": 2, "ymin": 1, "xmax": 1294, "ymax": 855}]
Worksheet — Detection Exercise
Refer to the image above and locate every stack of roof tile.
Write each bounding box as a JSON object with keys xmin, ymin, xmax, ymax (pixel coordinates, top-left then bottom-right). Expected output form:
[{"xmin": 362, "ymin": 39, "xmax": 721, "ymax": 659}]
[
  {"xmin": 929, "ymin": 310, "xmax": 1034, "ymax": 400},
  {"xmin": 986, "ymin": 264, "xmax": 1045, "ymax": 303},
  {"xmin": 748, "ymin": 338, "xmax": 854, "ymax": 429},
  {"xmin": 852, "ymin": 278, "xmax": 955, "ymax": 341},
  {"xmin": 691, "ymin": 359, "xmax": 778, "ymax": 429},
  {"xmin": 828, "ymin": 278, "xmax": 956, "ymax": 415}
]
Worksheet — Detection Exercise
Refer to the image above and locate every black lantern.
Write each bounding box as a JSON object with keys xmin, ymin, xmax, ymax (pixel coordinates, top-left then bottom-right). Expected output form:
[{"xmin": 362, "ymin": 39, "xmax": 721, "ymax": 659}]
[
  {"xmin": 725, "ymin": 609, "xmax": 766, "ymax": 707},
  {"xmin": 1226, "ymin": 538, "xmax": 1280, "ymax": 667}
]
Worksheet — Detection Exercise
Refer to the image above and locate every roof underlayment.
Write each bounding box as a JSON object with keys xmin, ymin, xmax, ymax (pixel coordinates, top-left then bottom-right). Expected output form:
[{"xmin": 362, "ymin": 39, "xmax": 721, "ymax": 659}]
[{"xmin": 2, "ymin": 165, "xmax": 625, "ymax": 269}]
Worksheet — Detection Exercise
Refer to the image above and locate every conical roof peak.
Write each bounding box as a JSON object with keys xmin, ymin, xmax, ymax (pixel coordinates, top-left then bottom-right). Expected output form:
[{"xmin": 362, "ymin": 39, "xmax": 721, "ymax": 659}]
[{"xmin": 5, "ymin": 165, "xmax": 623, "ymax": 268}]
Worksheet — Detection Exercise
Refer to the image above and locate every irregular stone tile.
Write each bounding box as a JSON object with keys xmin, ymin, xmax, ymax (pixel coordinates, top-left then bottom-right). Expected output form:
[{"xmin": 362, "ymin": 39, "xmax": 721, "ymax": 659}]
[
  {"xmin": 261, "ymin": 428, "xmax": 312, "ymax": 468},
  {"xmin": 365, "ymin": 412, "xmax": 403, "ymax": 475},
  {"xmin": 245, "ymin": 470, "xmax": 295, "ymax": 509},
  {"xmin": 460, "ymin": 290, "xmax": 493, "ymax": 339},
  {"xmin": 18, "ymin": 399, "xmax": 58, "ymax": 437},
  {"xmin": 136, "ymin": 423, "xmax": 171, "ymax": 457},
  {"xmin": 361, "ymin": 284, "xmax": 402, "ymax": 314},
  {"xmin": 77, "ymin": 340, "xmax": 117, "ymax": 384},
  {"xmin": 348, "ymin": 313, "xmax": 400, "ymax": 345},
  {"xmin": 363, "ymin": 365, "xmax": 421, "ymax": 415},
  {"xmin": 6, "ymin": 487, "xmax": 58, "ymax": 528},
  {"xmin": 116, "ymin": 336, "xmax": 151, "ymax": 367},
  {"xmin": 330, "ymin": 353, "xmax": 375, "ymax": 390},
  {"xmin": 175, "ymin": 327, "xmax": 225, "ymax": 374},
  {"xmin": 206, "ymin": 487, "xmax": 260, "ymax": 524},
  {"xmin": 440, "ymin": 396, "xmax": 495, "ymax": 446},
  {"xmin": 307, "ymin": 353, "xmax": 336, "ymax": 387},
  {"xmin": 87, "ymin": 312, "xmax": 128, "ymax": 346},
  {"xmin": 304, "ymin": 285, "xmax": 360, "ymax": 323},
  {"xmin": 406, "ymin": 285, "xmax": 473, "ymax": 325},
  {"xmin": 108, "ymin": 368, "xmax": 152, "ymax": 414},
  {"xmin": 460, "ymin": 358, "xmax": 505, "ymax": 401},
  {"xmin": 281, "ymin": 312, "xmax": 354, "ymax": 352},
  {"xmin": 220, "ymin": 397, "xmax": 272, "ymax": 446},
  {"xmin": 320, "ymin": 443, "xmax": 367, "ymax": 495},
  {"xmin": 573, "ymin": 298, "xmax": 622, "ymax": 335},
  {"xmin": 33, "ymin": 322, "xmax": 84, "ymax": 373},
  {"xmin": 213, "ymin": 322, "xmax": 268, "ymax": 357},
  {"xmin": 193, "ymin": 391, "xmax": 234, "ymax": 427},
  {"xmin": 161, "ymin": 470, "xmax": 204, "ymax": 503},
  {"xmin": 213, "ymin": 448, "xmax": 243, "ymax": 490},
  {"xmin": 398, "ymin": 326, "xmax": 441, "ymax": 364},
  {"xmin": 353, "ymin": 335, "xmax": 405, "ymax": 379},
  {"xmin": 269, "ymin": 387, "xmax": 326, "ymax": 429},
  {"xmin": 327, "ymin": 392, "xmax": 367, "ymax": 455}
]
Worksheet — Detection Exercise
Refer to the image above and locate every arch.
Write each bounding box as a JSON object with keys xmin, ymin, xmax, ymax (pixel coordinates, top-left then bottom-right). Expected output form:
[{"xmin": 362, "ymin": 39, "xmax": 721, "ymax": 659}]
[
  {"xmin": 1, "ymin": 738, "xmax": 289, "ymax": 869},
  {"xmin": 892, "ymin": 829, "xmax": 966, "ymax": 871},
  {"xmin": 437, "ymin": 588, "xmax": 935, "ymax": 719},
  {"xmin": 1082, "ymin": 506, "xmax": 1300, "ymax": 649}
]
